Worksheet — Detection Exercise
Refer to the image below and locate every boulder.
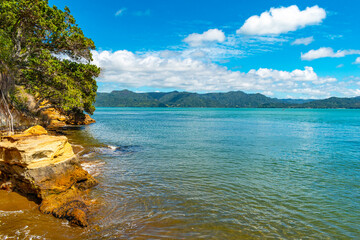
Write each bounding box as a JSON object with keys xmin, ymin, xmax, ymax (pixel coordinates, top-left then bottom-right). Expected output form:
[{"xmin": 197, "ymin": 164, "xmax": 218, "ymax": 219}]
[{"xmin": 0, "ymin": 125, "xmax": 98, "ymax": 227}]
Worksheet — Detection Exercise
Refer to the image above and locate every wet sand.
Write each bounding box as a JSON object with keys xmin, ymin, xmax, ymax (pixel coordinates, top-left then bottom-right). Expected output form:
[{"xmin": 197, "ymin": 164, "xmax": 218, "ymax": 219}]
[
  {"xmin": 0, "ymin": 190, "xmax": 38, "ymax": 211},
  {"xmin": 0, "ymin": 190, "xmax": 90, "ymax": 239}
]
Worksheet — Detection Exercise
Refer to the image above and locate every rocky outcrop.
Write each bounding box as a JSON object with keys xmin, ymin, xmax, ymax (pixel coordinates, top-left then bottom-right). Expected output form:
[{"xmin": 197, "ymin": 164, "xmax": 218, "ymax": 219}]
[
  {"xmin": 81, "ymin": 113, "xmax": 96, "ymax": 125},
  {"xmin": 0, "ymin": 126, "xmax": 98, "ymax": 227},
  {"xmin": 41, "ymin": 108, "xmax": 68, "ymax": 128},
  {"xmin": 41, "ymin": 107, "xmax": 96, "ymax": 128}
]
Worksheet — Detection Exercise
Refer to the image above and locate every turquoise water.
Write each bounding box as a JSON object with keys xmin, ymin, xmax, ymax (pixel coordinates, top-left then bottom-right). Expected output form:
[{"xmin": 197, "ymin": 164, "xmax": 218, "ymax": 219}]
[{"xmin": 79, "ymin": 108, "xmax": 360, "ymax": 239}]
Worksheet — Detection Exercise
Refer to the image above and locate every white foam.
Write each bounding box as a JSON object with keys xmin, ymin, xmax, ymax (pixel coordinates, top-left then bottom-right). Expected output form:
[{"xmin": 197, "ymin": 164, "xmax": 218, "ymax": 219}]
[
  {"xmin": 81, "ymin": 152, "xmax": 96, "ymax": 159},
  {"xmin": 81, "ymin": 161, "xmax": 105, "ymax": 177},
  {"xmin": 0, "ymin": 210, "xmax": 23, "ymax": 216},
  {"xmin": 107, "ymin": 145, "xmax": 117, "ymax": 151}
]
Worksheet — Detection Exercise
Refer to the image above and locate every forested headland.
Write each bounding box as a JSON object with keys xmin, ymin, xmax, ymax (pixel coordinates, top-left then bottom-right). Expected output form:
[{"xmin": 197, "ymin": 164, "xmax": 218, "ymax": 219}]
[{"xmin": 0, "ymin": 0, "xmax": 100, "ymax": 131}]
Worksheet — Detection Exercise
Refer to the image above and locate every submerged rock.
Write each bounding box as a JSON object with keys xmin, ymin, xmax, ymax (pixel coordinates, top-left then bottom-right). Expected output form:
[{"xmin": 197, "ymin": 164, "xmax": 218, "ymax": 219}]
[{"xmin": 0, "ymin": 125, "xmax": 98, "ymax": 227}]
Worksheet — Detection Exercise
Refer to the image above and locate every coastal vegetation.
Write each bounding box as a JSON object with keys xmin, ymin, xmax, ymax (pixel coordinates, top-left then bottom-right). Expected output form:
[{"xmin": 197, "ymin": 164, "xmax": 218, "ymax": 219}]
[
  {"xmin": 96, "ymin": 90, "xmax": 360, "ymax": 108},
  {"xmin": 0, "ymin": 0, "xmax": 100, "ymax": 130}
]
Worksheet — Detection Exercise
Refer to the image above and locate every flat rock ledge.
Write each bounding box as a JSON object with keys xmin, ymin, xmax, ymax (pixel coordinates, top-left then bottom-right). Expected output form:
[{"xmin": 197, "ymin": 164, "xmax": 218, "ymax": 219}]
[{"xmin": 0, "ymin": 125, "xmax": 98, "ymax": 227}]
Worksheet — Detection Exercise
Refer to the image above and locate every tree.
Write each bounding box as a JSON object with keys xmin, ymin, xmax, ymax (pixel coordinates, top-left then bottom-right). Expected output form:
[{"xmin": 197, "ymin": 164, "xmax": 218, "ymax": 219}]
[{"xmin": 0, "ymin": 0, "xmax": 100, "ymax": 118}]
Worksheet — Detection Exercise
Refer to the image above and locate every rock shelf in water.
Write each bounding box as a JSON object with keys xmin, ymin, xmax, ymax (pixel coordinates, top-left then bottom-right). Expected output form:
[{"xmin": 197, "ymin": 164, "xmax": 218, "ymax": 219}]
[{"xmin": 0, "ymin": 125, "xmax": 98, "ymax": 227}]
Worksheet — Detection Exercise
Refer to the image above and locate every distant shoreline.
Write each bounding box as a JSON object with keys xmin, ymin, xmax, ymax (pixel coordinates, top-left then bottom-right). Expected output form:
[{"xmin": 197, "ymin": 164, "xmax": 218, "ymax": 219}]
[
  {"xmin": 94, "ymin": 106, "xmax": 359, "ymax": 109},
  {"xmin": 95, "ymin": 90, "xmax": 360, "ymax": 109}
]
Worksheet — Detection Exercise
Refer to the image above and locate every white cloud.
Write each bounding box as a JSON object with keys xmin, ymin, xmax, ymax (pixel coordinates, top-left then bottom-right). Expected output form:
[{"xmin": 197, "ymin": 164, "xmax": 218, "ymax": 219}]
[
  {"xmin": 184, "ymin": 29, "xmax": 226, "ymax": 46},
  {"xmin": 301, "ymin": 47, "xmax": 360, "ymax": 60},
  {"xmin": 115, "ymin": 8, "xmax": 126, "ymax": 16},
  {"xmin": 355, "ymin": 57, "xmax": 360, "ymax": 64},
  {"xmin": 292, "ymin": 36, "xmax": 314, "ymax": 45},
  {"xmin": 262, "ymin": 91, "xmax": 274, "ymax": 96},
  {"xmin": 237, "ymin": 5, "xmax": 326, "ymax": 35},
  {"xmin": 336, "ymin": 64, "xmax": 344, "ymax": 68},
  {"xmin": 250, "ymin": 67, "xmax": 317, "ymax": 82},
  {"xmin": 91, "ymin": 50, "xmax": 360, "ymax": 99}
]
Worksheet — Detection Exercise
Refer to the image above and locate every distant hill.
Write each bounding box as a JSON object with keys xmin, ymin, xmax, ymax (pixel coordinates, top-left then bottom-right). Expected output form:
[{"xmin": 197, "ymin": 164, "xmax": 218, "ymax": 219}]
[
  {"xmin": 95, "ymin": 90, "xmax": 360, "ymax": 109},
  {"xmin": 297, "ymin": 97, "xmax": 360, "ymax": 109}
]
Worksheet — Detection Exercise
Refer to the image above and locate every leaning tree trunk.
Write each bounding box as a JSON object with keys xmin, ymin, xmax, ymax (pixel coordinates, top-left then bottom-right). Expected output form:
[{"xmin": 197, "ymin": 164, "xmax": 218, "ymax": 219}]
[{"xmin": 0, "ymin": 69, "xmax": 15, "ymax": 135}]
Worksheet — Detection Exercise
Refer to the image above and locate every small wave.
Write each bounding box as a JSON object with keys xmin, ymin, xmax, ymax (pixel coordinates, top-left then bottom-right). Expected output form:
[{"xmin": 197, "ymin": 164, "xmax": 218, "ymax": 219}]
[
  {"xmin": 97, "ymin": 145, "xmax": 141, "ymax": 155},
  {"xmin": 13, "ymin": 226, "xmax": 44, "ymax": 240},
  {"xmin": 81, "ymin": 161, "xmax": 106, "ymax": 177},
  {"xmin": 107, "ymin": 145, "xmax": 117, "ymax": 151},
  {"xmin": 0, "ymin": 210, "xmax": 23, "ymax": 216},
  {"xmin": 81, "ymin": 152, "xmax": 96, "ymax": 159},
  {"xmin": 61, "ymin": 220, "xmax": 72, "ymax": 228}
]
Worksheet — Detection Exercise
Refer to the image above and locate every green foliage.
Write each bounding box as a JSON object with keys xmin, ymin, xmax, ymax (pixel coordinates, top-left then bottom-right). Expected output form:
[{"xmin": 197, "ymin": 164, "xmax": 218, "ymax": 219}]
[
  {"xmin": 9, "ymin": 87, "xmax": 28, "ymax": 112},
  {"xmin": 95, "ymin": 90, "xmax": 360, "ymax": 109},
  {"xmin": 0, "ymin": 0, "xmax": 100, "ymax": 114}
]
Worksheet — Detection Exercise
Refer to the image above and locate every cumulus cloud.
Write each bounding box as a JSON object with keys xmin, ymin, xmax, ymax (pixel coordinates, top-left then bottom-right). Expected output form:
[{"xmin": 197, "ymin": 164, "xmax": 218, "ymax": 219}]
[
  {"xmin": 184, "ymin": 29, "xmax": 226, "ymax": 46},
  {"xmin": 250, "ymin": 67, "xmax": 316, "ymax": 82},
  {"xmin": 291, "ymin": 36, "xmax": 314, "ymax": 45},
  {"xmin": 91, "ymin": 50, "xmax": 360, "ymax": 98},
  {"xmin": 301, "ymin": 47, "xmax": 360, "ymax": 60},
  {"xmin": 355, "ymin": 57, "xmax": 360, "ymax": 64},
  {"xmin": 115, "ymin": 8, "xmax": 126, "ymax": 16},
  {"xmin": 237, "ymin": 5, "xmax": 326, "ymax": 35}
]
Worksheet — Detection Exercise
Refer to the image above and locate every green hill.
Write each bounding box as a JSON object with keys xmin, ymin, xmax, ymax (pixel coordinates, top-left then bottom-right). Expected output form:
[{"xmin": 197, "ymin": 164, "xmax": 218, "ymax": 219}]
[
  {"xmin": 297, "ymin": 97, "xmax": 360, "ymax": 109},
  {"xmin": 95, "ymin": 90, "xmax": 283, "ymax": 108},
  {"xmin": 95, "ymin": 90, "xmax": 360, "ymax": 109}
]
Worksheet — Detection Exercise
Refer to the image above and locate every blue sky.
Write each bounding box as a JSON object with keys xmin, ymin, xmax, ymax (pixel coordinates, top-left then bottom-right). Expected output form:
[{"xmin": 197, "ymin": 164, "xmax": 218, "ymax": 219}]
[{"xmin": 49, "ymin": 0, "xmax": 360, "ymax": 98}]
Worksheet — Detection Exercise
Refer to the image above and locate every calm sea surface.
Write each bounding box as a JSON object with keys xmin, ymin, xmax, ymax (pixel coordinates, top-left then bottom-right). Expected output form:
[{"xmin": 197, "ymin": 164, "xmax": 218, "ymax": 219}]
[{"xmin": 1, "ymin": 108, "xmax": 360, "ymax": 239}]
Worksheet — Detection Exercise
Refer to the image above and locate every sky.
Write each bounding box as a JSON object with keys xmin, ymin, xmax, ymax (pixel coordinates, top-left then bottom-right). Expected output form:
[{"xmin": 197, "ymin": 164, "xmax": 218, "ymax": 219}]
[{"xmin": 49, "ymin": 0, "xmax": 360, "ymax": 99}]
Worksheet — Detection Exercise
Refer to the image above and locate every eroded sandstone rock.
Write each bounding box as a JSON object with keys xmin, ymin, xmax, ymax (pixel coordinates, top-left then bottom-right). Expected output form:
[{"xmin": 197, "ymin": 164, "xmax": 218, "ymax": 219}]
[
  {"xmin": 0, "ymin": 125, "xmax": 98, "ymax": 227},
  {"xmin": 41, "ymin": 107, "xmax": 96, "ymax": 128}
]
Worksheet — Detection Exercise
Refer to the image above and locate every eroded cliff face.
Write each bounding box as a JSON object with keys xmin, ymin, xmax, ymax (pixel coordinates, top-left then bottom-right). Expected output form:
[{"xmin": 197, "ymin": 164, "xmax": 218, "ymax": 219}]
[{"xmin": 0, "ymin": 125, "xmax": 98, "ymax": 227}]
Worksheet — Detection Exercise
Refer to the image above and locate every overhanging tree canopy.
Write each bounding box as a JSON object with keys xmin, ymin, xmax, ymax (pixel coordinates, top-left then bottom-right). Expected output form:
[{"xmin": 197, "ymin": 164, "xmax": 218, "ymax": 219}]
[{"xmin": 0, "ymin": 0, "xmax": 100, "ymax": 115}]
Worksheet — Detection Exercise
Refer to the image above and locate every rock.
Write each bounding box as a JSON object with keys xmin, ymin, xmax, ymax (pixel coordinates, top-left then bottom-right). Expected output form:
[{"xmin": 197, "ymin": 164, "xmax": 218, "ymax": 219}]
[
  {"xmin": 82, "ymin": 114, "xmax": 96, "ymax": 125},
  {"xmin": 0, "ymin": 181, "xmax": 12, "ymax": 191},
  {"xmin": 41, "ymin": 107, "xmax": 68, "ymax": 128},
  {"xmin": 23, "ymin": 125, "xmax": 48, "ymax": 135},
  {"xmin": 0, "ymin": 125, "xmax": 98, "ymax": 227},
  {"xmin": 65, "ymin": 112, "xmax": 96, "ymax": 125},
  {"xmin": 52, "ymin": 200, "xmax": 89, "ymax": 227},
  {"xmin": 41, "ymin": 107, "xmax": 96, "ymax": 128}
]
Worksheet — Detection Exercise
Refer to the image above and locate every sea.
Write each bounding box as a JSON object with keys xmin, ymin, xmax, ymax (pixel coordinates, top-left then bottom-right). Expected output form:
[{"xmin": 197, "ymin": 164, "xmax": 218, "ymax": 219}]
[{"xmin": 1, "ymin": 108, "xmax": 359, "ymax": 239}]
